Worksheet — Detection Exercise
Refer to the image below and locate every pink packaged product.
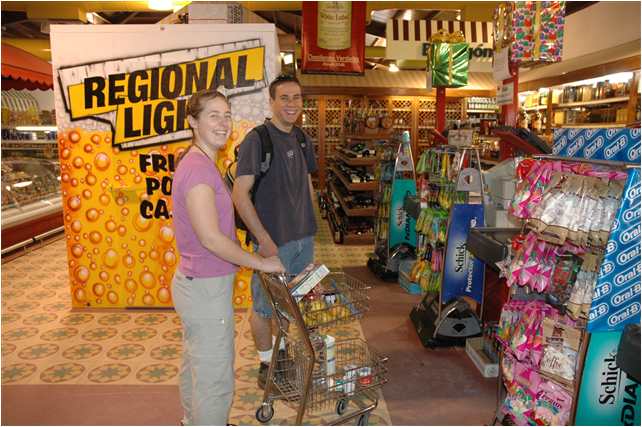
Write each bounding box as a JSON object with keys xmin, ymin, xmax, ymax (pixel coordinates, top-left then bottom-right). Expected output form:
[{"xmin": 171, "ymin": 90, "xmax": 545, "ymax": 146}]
[
  {"xmin": 501, "ymin": 353, "xmax": 543, "ymax": 425},
  {"xmin": 534, "ymin": 380, "xmax": 573, "ymax": 426}
]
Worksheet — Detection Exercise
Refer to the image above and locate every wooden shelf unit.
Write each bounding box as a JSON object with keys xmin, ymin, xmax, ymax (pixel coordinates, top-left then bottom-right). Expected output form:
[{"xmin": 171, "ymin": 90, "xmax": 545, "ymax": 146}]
[
  {"xmin": 556, "ymin": 96, "xmax": 630, "ymax": 108},
  {"xmin": 335, "ymin": 150, "xmax": 378, "ymax": 167},
  {"xmin": 328, "ymin": 181, "xmax": 377, "ymax": 217},
  {"xmin": 329, "ymin": 165, "xmax": 378, "ymax": 192}
]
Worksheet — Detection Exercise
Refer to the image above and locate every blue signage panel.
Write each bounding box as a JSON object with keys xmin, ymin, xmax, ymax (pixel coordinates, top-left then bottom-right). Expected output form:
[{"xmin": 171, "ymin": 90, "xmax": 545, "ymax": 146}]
[
  {"xmin": 553, "ymin": 128, "xmax": 641, "ymax": 163},
  {"xmin": 441, "ymin": 203, "xmax": 485, "ymax": 304},
  {"xmin": 388, "ymin": 178, "xmax": 417, "ymax": 250},
  {"xmin": 589, "ymin": 168, "xmax": 641, "ymax": 333},
  {"xmin": 576, "ymin": 330, "xmax": 641, "ymax": 426}
]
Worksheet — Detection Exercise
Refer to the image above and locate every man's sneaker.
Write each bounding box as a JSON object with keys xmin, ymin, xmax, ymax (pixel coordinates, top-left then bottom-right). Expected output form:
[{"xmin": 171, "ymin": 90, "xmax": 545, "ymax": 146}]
[{"xmin": 257, "ymin": 362, "xmax": 269, "ymax": 390}]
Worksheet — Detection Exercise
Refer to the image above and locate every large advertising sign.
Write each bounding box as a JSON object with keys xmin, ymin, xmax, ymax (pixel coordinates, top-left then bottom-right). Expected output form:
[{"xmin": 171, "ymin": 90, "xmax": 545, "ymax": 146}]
[
  {"xmin": 441, "ymin": 203, "xmax": 485, "ymax": 304},
  {"xmin": 301, "ymin": 1, "xmax": 366, "ymax": 75},
  {"xmin": 575, "ymin": 330, "xmax": 641, "ymax": 425},
  {"xmin": 50, "ymin": 24, "xmax": 279, "ymax": 308},
  {"xmin": 589, "ymin": 168, "xmax": 641, "ymax": 333}
]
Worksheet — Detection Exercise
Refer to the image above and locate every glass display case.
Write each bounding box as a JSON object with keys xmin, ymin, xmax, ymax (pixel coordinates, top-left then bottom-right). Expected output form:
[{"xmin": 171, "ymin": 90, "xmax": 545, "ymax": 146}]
[{"xmin": 1, "ymin": 135, "xmax": 62, "ymax": 248}]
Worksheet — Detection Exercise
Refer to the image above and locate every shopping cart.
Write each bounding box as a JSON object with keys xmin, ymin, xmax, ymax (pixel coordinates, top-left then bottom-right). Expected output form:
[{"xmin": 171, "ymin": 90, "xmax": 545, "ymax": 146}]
[{"xmin": 255, "ymin": 271, "xmax": 388, "ymax": 426}]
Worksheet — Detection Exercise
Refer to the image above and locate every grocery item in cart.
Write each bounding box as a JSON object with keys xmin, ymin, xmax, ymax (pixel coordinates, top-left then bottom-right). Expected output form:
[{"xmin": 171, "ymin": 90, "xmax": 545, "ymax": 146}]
[{"xmin": 288, "ymin": 264, "xmax": 330, "ymax": 301}]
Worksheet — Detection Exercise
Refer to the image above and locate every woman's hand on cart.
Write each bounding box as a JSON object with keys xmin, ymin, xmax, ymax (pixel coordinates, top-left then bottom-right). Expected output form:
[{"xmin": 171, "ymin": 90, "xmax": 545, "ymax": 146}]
[{"xmin": 259, "ymin": 255, "xmax": 286, "ymax": 273}]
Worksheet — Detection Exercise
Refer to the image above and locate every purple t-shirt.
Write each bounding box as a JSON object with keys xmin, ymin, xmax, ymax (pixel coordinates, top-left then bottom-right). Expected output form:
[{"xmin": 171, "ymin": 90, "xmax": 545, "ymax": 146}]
[{"xmin": 172, "ymin": 151, "xmax": 238, "ymax": 278}]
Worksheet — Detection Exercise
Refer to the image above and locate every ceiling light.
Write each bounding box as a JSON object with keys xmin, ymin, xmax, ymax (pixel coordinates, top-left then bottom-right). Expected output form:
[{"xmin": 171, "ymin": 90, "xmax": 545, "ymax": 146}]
[
  {"xmin": 148, "ymin": 0, "xmax": 174, "ymax": 11},
  {"xmin": 388, "ymin": 63, "xmax": 399, "ymax": 72},
  {"xmin": 283, "ymin": 53, "xmax": 294, "ymax": 65},
  {"xmin": 13, "ymin": 181, "xmax": 33, "ymax": 189},
  {"xmin": 15, "ymin": 126, "xmax": 58, "ymax": 132},
  {"xmin": 456, "ymin": 13, "xmax": 461, "ymax": 21},
  {"xmin": 402, "ymin": 10, "xmax": 413, "ymax": 21}
]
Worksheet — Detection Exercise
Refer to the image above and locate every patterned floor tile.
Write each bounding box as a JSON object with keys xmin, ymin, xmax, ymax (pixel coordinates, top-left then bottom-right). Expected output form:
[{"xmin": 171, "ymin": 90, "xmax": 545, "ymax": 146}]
[
  {"xmin": 18, "ymin": 343, "xmax": 60, "ymax": 360},
  {"xmin": 88, "ymin": 363, "xmax": 132, "ymax": 383},
  {"xmin": 62, "ymin": 343, "xmax": 103, "ymax": 361},
  {"xmin": 136, "ymin": 363, "xmax": 179, "ymax": 383},
  {"xmin": 40, "ymin": 362, "xmax": 85, "ymax": 383}
]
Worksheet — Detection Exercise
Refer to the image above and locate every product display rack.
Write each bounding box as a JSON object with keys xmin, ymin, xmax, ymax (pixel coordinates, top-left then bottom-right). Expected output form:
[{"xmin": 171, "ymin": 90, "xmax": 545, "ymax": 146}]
[
  {"xmin": 323, "ymin": 133, "xmax": 387, "ymax": 245},
  {"xmin": 493, "ymin": 151, "xmax": 638, "ymax": 426}
]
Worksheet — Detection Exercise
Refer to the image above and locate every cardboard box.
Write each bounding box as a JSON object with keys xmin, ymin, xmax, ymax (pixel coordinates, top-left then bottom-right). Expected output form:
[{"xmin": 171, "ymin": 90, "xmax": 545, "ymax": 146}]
[
  {"xmin": 288, "ymin": 264, "xmax": 330, "ymax": 301},
  {"xmin": 466, "ymin": 337, "xmax": 498, "ymax": 378}
]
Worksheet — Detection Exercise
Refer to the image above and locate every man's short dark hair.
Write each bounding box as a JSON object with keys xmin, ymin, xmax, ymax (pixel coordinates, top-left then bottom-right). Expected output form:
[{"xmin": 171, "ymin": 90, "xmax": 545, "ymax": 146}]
[{"xmin": 269, "ymin": 74, "xmax": 301, "ymax": 99}]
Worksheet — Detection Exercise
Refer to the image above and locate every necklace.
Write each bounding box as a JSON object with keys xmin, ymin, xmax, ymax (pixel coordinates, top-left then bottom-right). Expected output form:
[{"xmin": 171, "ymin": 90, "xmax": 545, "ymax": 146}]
[{"xmin": 191, "ymin": 143, "xmax": 214, "ymax": 163}]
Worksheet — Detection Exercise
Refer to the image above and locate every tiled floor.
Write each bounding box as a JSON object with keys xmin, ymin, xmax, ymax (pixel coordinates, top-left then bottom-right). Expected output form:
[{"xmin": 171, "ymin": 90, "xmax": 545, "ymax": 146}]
[{"xmin": 1, "ymin": 210, "xmax": 388, "ymax": 424}]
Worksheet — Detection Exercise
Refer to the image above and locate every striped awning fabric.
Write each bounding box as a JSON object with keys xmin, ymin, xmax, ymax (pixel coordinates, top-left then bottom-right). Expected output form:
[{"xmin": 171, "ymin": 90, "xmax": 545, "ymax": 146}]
[{"xmin": 387, "ymin": 19, "xmax": 494, "ymax": 45}]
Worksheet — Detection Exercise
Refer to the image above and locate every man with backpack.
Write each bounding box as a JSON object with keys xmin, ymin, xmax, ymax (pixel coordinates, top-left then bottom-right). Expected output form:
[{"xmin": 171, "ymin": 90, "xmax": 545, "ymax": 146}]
[{"xmin": 232, "ymin": 74, "xmax": 318, "ymax": 389}]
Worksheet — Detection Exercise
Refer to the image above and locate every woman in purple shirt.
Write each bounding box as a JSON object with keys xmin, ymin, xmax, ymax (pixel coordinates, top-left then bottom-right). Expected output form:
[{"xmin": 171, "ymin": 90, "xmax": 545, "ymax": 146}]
[{"xmin": 171, "ymin": 90, "xmax": 284, "ymax": 426}]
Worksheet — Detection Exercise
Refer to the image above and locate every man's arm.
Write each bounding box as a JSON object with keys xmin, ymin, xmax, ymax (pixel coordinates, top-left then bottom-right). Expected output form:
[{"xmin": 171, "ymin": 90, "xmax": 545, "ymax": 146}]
[
  {"xmin": 308, "ymin": 174, "xmax": 316, "ymax": 208},
  {"xmin": 231, "ymin": 175, "xmax": 278, "ymax": 257}
]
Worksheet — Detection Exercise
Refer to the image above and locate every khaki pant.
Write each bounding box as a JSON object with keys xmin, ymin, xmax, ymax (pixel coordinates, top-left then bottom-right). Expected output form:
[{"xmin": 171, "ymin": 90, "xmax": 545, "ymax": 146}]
[{"xmin": 172, "ymin": 270, "xmax": 235, "ymax": 426}]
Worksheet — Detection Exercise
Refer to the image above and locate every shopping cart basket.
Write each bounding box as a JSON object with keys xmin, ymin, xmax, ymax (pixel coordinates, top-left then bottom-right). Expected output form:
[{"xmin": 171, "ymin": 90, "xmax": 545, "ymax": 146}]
[{"xmin": 255, "ymin": 271, "xmax": 388, "ymax": 426}]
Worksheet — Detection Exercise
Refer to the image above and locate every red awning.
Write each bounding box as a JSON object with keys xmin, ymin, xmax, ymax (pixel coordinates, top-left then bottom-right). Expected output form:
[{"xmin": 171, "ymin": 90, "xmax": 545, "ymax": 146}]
[{"xmin": 2, "ymin": 43, "xmax": 53, "ymax": 90}]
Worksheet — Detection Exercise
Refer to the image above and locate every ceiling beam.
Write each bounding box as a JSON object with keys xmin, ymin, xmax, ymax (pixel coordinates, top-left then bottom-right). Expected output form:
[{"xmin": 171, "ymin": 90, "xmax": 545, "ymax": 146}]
[
  {"xmin": 241, "ymin": 2, "xmax": 500, "ymax": 21},
  {"xmin": 2, "ymin": 38, "xmax": 52, "ymax": 61}
]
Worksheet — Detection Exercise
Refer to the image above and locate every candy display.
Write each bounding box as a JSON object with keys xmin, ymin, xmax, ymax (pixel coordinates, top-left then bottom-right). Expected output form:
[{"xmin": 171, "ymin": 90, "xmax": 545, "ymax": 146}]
[{"xmin": 427, "ymin": 30, "xmax": 470, "ymax": 88}]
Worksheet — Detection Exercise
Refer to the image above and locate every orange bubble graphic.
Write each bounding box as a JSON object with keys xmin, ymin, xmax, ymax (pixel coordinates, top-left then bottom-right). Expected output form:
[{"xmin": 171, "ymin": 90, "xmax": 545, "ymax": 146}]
[
  {"xmin": 99, "ymin": 271, "xmax": 109, "ymax": 282},
  {"xmin": 134, "ymin": 175, "xmax": 142, "ymax": 184},
  {"xmin": 91, "ymin": 134, "xmax": 101, "ymax": 144},
  {"xmin": 143, "ymin": 294, "xmax": 155, "ymax": 305},
  {"xmin": 125, "ymin": 279, "xmax": 137, "ymax": 293},
  {"xmin": 149, "ymin": 249, "xmax": 159, "ymax": 260},
  {"xmin": 101, "ymin": 181, "xmax": 108, "ymax": 189},
  {"xmin": 86, "ymin": 174, "xmax": 97, "ymax": 186},
  {"xmin": 61, "ymin": 148, "xmax": 71, "ymax": 159},
  {"xmin": 140, "ymin": 271, "xmax": 156, "ymax": 289},
  {"xmin": 234, "ymin": 296, "xmax": 243, "ymax": 305},
  {"xmin": 70, "ymin": 178, "xmax": 79, "ymax": 187},
  {"xmin": 127, "ymin": 296, "xmax": 135, "ymax": 305},
  {"xmin": 72, "ymin": 157, "xmax": 84, "ymax": 168},
  {"xmin": 121, "ymin": 208, "xmax": 130, "ymax": 217},
  {"xmin": 157, "ymin": 287, "xmax": 171, "ymax": 303},
  {"xmin": 75, "ymin": 266, "xmax": 90, "ymax": 283},
  {"xmin": 69, "ymin": 130, "xmax": 81, "ymax": 143},
  {"xmin": 90, "ymin": 262, "xmax": 97, "ymax": 270},
  {"xmin": 74, "ymin": 288, "xmax": 87, "ymax": 302},
  {"xmin": 105, "ymin": 220, "xmax": 117, "ymax": 233},
  {"xmin": 93, "ymin": 248, "xmax": 99, "ymax": 255},
  {"xmin": 103, "ymin": 249, "xmax": 119, "ymax": 268},
  {"xmin": 99, "ymin": 193, "xmax": 110, "ymax": 205},
  {"xmin": 84, "ymin": 144, "xmax": 93, "ymax": 153},
  {"xmin": 93, "ymin": 283, "xmax": 105, "ymax": 297},
  {"xmin": 82, "ymin": 189, "xmax": 92, "ymax": 199},
  {"xmin": 123, "ymin": 254, "xmax": 135, "ymax": 268},
  {"xmin": 71, "ymin": 244, "xmax": 84, "ymax": 258},
  {"xmin": 86, "ymin": 208, "xmax": 100, "ymax": 222},
  {"xmin": 114, "ymin": 274, "xmax": 121, "ymax": 284},
  {"xmin": 89, "ymin": 231, "xmax": 102, "ymax": 244},
  {"xmin": 163, "ymin": 250, "xmax": 176, "ymax": 266},
  {"xmin": 159, "ymin": 226, "xmax": 174, "ymax": 243},
  {"xmin": 106, "ymin": 291, "xmax": 118, "ymax": 305},
  {"xmin": 94, "ymin": 153, "xmax": 110, "ymax": 171},
  {"xmin": 139, "ymin": 251, "xmax": 147, "ymax": 260},
  {"xmin": 61, "ymin": 173, "xmax": 70, "ymax": 183},
  {"xmin": 71, "ymin": 220, "xmax": 82, "ymax": 233},
  {"xmin": 117, "ymin": 165, "xmax": 128, "ymax": 175},
  {"xmin": 117, "ymin": 225, "xmax": 127, "ymax": 236},
  {"xmin": 68, "ymin": 196, "xmax": 81, "ymax": 211},
  {"xmin": 236, "ymin": 280, "xmax": 247, "ymax": 291},
  {"xmin": 85, "ymin": 163, "xmax": 92, "ymax": 171}
]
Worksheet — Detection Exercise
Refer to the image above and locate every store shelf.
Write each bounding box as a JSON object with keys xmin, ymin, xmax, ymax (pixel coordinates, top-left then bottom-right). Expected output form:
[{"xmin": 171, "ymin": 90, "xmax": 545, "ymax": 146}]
[
  {"xmin": 329, "ymin": 181, "xmax": 376, "ymax": 217},
  {"xmin": 554, "ymin": 122, "xmax": 628, "ymax": 128},
  {"xmin": 329, "ymin": 166, "xmax": 378, "ymax": 191},
  {"xmin": 335, "ymin": 150, "xmax": 378, "ymax": 166},
  {"xmin": 2, "ymin": 139, "xmax": 57, "ymax": 145},
  {"xmin": 467, "ymin": 109, "xmax": 499, "ymax": 113},
  {"xmin": 345, "ymin": 133, "xmax": 392, "ymax": 141},
  {"xmin": 326, "ymin": 209, "xmax": 374, "ymax": 245},
  {"xmin": 521, "ymin": 105, "xmax": 548, "ymax": 111},
  {"xmin": 556, "ymin": 96, "xmax": 629, "ymax": 108}
]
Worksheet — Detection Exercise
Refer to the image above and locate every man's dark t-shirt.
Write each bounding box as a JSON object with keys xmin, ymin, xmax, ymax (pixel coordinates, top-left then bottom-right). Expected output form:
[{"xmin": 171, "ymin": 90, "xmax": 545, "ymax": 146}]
[{"xmin": 235, "ymin": 120, "xmax": 318, "ymax": 247}]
